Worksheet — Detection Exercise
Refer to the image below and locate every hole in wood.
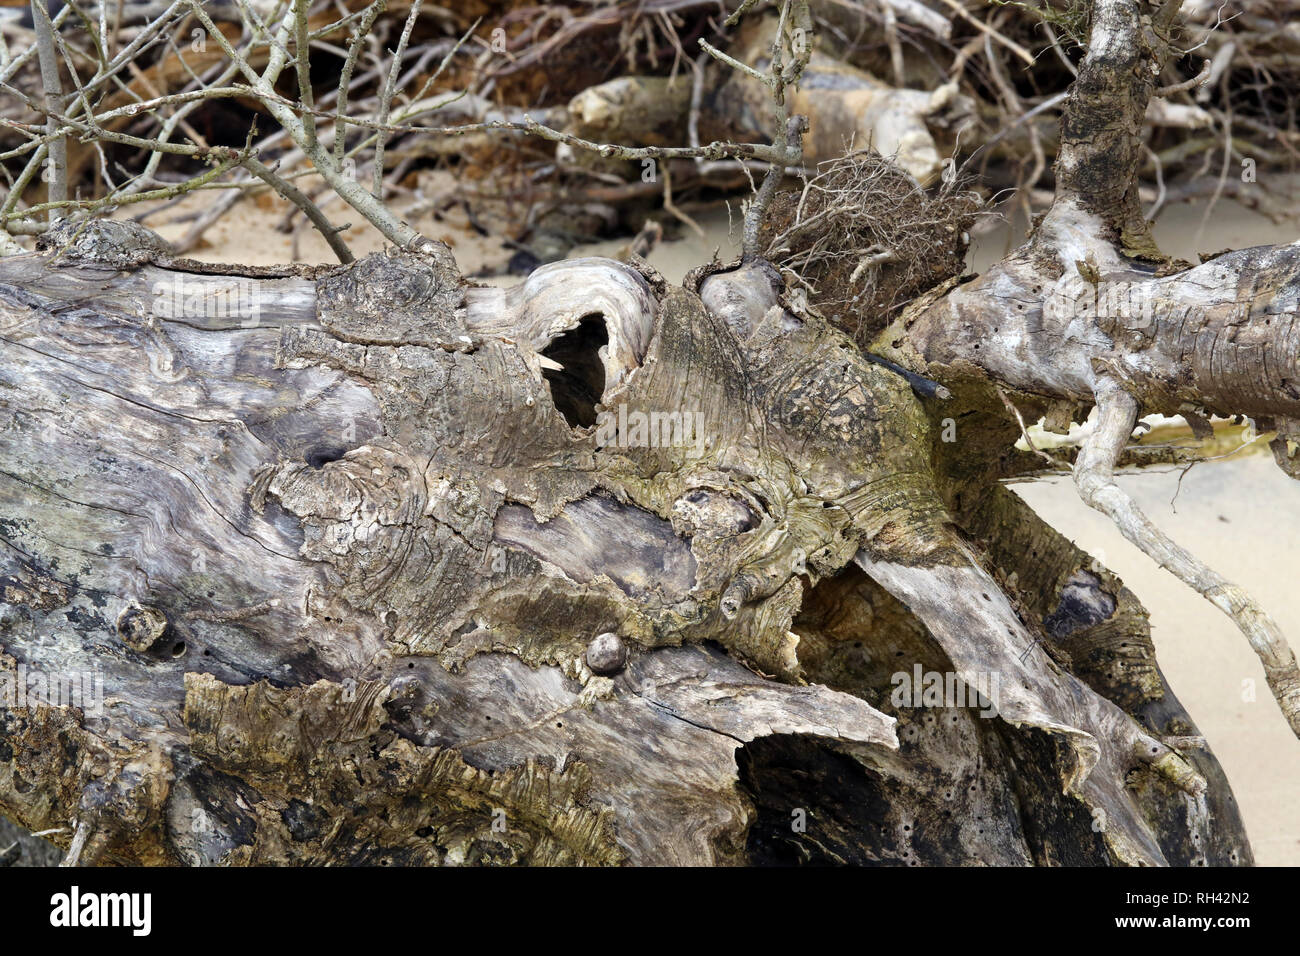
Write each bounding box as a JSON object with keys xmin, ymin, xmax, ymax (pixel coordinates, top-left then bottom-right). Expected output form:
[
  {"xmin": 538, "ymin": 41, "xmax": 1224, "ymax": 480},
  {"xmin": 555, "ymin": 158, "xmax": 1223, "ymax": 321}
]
[
  {"xmin": 541, "ymin": 314, "xmax": 608, "ymax": 429},
  {"xmin": 305, "ymin": 445, "xmax": 348, "ymax": 469}
]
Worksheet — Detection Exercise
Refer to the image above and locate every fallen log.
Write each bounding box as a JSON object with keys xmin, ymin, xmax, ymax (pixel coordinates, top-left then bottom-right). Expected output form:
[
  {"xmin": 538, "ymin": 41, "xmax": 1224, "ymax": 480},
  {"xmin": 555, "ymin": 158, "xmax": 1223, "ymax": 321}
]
[{"xmin": 0, "ymin": 217, "xmax": 1253, "ymax": 864}]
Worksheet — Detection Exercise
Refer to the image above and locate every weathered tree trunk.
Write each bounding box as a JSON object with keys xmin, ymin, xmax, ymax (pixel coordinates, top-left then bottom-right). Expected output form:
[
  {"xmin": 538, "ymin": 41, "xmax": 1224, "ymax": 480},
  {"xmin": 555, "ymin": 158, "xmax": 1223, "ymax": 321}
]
[{"xmin": 0, "ymin": 214, "xmax": 1255, "ymax": 865}]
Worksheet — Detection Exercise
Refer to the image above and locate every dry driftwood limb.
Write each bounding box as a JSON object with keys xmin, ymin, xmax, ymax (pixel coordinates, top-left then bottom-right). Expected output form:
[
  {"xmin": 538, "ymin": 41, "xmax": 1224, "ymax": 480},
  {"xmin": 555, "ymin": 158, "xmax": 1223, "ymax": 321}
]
[
  {"xmin": 709, "ymin": 10, "xmax": 973, "ymax": 184},
  {"xmin": 29, "ymin": 0, "xmax": 67, "ymax": 219},
  {"xmin": 1075, "ymin": 378, "xmax": 1300, "ymax": 736}
]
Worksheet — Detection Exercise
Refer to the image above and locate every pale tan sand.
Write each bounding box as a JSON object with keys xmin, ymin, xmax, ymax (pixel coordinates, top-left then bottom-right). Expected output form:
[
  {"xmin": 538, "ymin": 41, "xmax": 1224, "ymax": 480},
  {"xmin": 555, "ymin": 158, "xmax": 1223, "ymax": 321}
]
[{"xmin": 138, "ymin": 180, "xmax": 515, "ymax": 274}]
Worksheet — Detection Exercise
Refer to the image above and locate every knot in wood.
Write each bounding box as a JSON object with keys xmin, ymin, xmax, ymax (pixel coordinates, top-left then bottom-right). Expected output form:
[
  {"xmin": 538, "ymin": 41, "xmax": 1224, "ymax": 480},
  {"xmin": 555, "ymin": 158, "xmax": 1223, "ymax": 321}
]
[
  {"xmin": 586, "ymin": 632, "xmax": 627, "ymax": 675},
  {"xmin": 115, "ymin": 604, "xmax": 168, "ymax": 654}
]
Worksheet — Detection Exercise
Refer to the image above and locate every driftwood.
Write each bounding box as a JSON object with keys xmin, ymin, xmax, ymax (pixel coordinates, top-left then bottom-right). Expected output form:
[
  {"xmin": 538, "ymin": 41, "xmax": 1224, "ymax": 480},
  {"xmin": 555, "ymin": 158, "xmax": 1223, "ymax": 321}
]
[
  {"xmin": 1, "ymin": 0, "xmax": 1297, "ymax": 867},
  {"xmin": 0, "ymin": 208, "xmax": 1257, "ymax": 865}
]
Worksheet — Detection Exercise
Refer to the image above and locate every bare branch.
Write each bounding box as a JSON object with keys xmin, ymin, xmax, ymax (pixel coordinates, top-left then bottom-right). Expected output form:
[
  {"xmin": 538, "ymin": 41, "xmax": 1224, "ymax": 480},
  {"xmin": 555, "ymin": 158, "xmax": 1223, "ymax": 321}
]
[
  {"xmin": 1076, "ymin": 378, "xmax": 1300, "ymax": 736},
  {"xmin": 372, "ymin": 0, "xmax": 421, "ymax": 199},
  {"xmin": 31, "ymin": 0, "xmax": 69, "ymax": 220}
]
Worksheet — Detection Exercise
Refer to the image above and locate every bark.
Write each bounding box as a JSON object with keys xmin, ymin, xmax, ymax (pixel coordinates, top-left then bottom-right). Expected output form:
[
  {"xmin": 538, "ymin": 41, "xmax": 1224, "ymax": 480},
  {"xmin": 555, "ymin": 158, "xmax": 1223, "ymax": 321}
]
[{"xmin": 0, "ymin": 221, "xmax": 904, "ymax": 865}]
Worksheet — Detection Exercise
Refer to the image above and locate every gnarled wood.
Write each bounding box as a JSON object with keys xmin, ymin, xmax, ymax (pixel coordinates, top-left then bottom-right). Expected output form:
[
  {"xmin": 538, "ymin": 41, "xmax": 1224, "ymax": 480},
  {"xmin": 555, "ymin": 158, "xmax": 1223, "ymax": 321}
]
[{"xmin": 0, "ymin": 214, "xmax": 1254, "ymax": 865}]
